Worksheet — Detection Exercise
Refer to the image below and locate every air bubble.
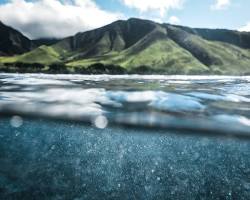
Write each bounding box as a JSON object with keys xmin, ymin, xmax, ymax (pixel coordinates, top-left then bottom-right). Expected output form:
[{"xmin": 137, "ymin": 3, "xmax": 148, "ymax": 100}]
[
  {"xmin": 93, "ymin": 115, "xmax": 108, "ymax": 129},
  {"xmin": 10, "ymin": 116, "xmax": 23, "ymax": 128}
]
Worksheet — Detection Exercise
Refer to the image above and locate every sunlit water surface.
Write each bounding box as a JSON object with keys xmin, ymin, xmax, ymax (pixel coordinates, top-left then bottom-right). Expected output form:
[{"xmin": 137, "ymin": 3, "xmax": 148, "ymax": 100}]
[{"xmin": 0, "ymin": 74, "xmax": 250, "ymax": 199}]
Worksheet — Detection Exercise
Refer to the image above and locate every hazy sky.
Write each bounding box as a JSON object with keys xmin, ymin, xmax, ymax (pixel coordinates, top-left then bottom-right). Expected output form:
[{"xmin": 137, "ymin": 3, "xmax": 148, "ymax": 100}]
[{"xmin": 0, "ymin": 0, "xmax": 249, "ymax": 39}]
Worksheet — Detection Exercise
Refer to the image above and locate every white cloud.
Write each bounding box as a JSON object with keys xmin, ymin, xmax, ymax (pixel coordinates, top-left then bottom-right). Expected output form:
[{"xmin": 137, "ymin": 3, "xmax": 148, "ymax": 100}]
[
  {"xmin": 211, "ymin": 0, "xmax": 231, "ymax": 10},
  {"xmin": 239, "ymin": 22, "xmax": 250, "ymax": 32},
  {"xmin": 168, "ymin": 16, "xmax": 180, "ymax": 25},
  {"xmin": 0, "ymin": 0, "xmax": 122, "ymax": 39},
  {"xmin": 121, "ymin": 0, "xmax": 184, "ymax": 17}
]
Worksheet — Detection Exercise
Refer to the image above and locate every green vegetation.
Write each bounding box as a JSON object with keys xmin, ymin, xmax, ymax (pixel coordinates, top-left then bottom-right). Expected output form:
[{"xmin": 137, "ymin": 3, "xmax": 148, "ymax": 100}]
[
  {"xmin": 0, "ymin": 46, "xmax": 62, "ymax": 65},
  {"xmin": 1, "ymin": 18, "xmax": 250, "ymax": 75}
]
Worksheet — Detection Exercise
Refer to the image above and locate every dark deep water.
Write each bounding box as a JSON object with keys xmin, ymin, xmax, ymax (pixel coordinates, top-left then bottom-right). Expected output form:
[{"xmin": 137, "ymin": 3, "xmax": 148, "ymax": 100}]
[{"xmin": 0, "ymin": 74, "xmax": 250, "ymax": 199}]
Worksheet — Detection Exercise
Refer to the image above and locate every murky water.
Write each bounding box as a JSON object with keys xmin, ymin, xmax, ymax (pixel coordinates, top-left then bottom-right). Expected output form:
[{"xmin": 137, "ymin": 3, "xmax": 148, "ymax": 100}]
[{"xmin": 0, "ymin": 74, "xmax": 250, "ymax": 199}]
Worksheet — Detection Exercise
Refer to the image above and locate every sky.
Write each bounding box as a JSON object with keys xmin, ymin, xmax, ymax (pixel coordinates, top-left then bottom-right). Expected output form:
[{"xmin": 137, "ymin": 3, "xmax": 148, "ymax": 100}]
[{"xmin": 0, "ymin": 0, "xmax": 249, "ymax": 39}]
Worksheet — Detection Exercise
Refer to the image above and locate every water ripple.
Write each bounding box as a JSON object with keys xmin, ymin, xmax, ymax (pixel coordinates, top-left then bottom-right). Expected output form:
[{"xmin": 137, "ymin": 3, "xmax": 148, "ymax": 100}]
[{"xmin": 0, "ymin": 73, "xmax": 250, "ymax": 139}]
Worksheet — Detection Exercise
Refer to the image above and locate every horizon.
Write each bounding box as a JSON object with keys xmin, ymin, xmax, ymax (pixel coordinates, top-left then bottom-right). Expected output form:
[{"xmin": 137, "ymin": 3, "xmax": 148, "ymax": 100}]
[{"xmin": 0, "ymin": 0, "xmax": 249, "ymax": 39}]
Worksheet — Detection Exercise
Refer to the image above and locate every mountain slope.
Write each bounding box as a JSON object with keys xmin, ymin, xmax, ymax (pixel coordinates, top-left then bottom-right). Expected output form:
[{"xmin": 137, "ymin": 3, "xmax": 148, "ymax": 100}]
[
  {"xmin": 1, "ymin": 18, "xmax": 250, "ymax": 75},
  {"xmin": 181, "ymin": 26, "xmax": 250, "ymax": 49},
  {"xmin": 0, "ymin": 21, "xmax": 60, "ymax": 56},
  {"xmin": 0, "ymin": 21, "xmax": 35, "ymax": 56},
  {"xmin": 68, "ymin": 24, "xmax": 209, "ymax": 74},
  {"xmin": 166, "ymin": 25, "xmax": 250, "ymax": 74}
]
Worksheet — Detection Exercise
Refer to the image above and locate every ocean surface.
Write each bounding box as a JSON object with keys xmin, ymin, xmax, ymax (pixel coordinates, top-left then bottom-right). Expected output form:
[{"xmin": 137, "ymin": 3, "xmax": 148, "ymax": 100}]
[{"xmin": 0, "ymin": 73, "xmax": 250, "ymax": 199}]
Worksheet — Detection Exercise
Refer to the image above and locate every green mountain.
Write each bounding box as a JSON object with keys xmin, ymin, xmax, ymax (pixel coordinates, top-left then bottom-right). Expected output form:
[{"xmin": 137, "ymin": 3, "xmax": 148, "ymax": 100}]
[{"xmin": 1, "ymin": 18, "xmax": 250, "ymax": 75}]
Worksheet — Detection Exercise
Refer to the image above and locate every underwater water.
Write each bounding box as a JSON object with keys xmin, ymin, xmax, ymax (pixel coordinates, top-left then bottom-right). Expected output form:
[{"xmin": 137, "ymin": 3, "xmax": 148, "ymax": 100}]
[{"xmin": 0, "ymin": 74, "xmax": 250, "ymax": 199}]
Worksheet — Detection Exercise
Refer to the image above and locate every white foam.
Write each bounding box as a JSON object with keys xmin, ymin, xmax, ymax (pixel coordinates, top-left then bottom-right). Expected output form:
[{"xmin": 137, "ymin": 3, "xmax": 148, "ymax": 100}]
[{"xmin": 150, "ymin": 93, "xmax": 205, "ymax": 113}]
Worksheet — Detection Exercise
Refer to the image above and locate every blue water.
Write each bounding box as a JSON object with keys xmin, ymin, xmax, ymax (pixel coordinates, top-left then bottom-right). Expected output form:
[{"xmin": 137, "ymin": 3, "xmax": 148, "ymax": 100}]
[
  {"xmin": 1, "ymin": 117, "xmax": 250, "ymax": 199},
  {"xmin": 0, "ymin": 74, "xmax": 250, "ymax": 199}
]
